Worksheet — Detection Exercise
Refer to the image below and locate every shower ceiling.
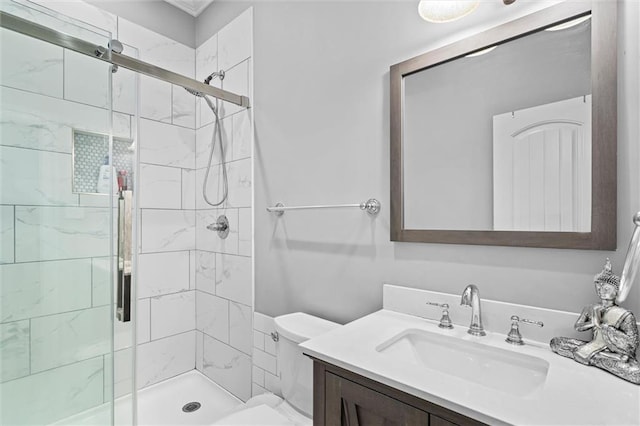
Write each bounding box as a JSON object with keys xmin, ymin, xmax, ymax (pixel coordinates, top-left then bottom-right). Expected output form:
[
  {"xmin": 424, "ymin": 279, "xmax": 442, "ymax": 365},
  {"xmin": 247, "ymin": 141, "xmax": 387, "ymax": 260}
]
[{"xmin": 164, "ymin": 0, "xmax": 214, "ymax": 16}]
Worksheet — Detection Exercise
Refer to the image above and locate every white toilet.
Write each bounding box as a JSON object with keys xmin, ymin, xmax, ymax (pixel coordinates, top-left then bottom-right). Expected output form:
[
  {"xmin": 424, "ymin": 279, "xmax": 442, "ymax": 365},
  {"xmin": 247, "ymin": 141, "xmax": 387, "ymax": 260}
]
[{"xmin": 212, "ymin": 312, "xmax": 340, "ymax": 425}]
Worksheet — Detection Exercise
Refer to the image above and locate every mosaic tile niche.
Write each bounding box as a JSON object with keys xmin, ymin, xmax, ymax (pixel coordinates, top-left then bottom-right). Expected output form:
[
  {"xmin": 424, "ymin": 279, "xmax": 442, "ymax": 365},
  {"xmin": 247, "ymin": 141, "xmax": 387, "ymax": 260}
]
[{"xmin": 73, "ymin": 130, "xmax": 134, "ymax": 194}]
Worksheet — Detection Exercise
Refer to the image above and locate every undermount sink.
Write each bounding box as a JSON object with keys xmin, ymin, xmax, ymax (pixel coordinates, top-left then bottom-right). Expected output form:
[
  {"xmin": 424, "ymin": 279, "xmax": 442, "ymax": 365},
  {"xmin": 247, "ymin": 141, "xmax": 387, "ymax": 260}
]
[{"xmin": 376, "ymin": 329, "xmax": 549, "ymax": 397}]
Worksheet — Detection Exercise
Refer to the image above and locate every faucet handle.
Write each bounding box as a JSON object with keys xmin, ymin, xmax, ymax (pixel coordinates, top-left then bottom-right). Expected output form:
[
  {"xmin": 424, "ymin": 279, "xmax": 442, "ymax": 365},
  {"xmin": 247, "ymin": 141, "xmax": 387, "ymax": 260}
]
[
  {"xmin": 505, "ymin": 315, "xmax": 544, "ymax": 345},
  {"xmin": 426, "ymin": 302, "xmax": 453, "ymax": 329}
]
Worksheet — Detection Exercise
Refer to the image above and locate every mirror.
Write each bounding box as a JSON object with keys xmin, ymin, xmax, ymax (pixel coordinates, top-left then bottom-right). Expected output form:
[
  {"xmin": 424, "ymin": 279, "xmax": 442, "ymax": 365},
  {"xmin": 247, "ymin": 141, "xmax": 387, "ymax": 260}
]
[{"xmin": 390, "ymin": 1, "xmax": 617, "ymax": 249}]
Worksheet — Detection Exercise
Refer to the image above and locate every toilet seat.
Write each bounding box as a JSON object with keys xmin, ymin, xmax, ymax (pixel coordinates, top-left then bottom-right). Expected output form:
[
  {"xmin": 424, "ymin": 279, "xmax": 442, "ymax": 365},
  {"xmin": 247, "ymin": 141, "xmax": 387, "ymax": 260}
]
[{"xmin": 211, "ymin": 393, "xmax": 311, "ymax": 426}]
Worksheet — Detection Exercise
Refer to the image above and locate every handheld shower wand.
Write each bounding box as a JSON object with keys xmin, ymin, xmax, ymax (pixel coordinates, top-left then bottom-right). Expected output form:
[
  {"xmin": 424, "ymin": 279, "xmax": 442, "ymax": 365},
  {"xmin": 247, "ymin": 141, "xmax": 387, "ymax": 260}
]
[{"xmin": 183, "ymin": 70, "xmax": 228, "ymax": 207}]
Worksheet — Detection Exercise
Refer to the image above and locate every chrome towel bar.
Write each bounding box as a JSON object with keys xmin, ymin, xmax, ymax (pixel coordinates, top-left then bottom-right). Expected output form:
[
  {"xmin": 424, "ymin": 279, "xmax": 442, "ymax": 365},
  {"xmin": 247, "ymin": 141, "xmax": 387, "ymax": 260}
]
[{"xmin": 267, "ymin": 198, "xmax": 381, "ymax": 216}]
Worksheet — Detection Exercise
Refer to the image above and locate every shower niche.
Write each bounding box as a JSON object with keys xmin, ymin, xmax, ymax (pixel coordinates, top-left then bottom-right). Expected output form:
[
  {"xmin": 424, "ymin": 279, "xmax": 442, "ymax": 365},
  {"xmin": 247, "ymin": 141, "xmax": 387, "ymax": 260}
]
[{"xmin": 72, "ymin": 129, "xmax": 134, "ymax": 194}]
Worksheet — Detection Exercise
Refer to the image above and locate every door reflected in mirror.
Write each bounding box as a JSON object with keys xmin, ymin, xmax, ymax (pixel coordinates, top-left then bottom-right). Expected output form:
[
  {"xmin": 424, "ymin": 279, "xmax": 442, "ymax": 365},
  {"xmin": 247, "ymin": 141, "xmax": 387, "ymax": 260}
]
[{"xmin": 403, "ymin": 17, "xmax": 591, "ymax": 232}]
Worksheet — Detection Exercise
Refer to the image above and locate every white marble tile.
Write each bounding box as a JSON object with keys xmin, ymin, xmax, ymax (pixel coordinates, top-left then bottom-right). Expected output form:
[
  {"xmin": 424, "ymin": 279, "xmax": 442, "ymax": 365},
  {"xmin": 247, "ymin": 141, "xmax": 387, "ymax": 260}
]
[
  {"xmin": 202, "ymin": 334, "xmax": 252, "ymax": 401},
  {"xmin": 138, "ymin": 251, "xmax": 190, "ymax": 298},
  {"xmin": 113, "ymin": 65, "xmax": 137, "ymax": 115},
  {"xmin": 196, "ymin": 163, "xmax": 243, "ymax": 210},
  {"xmin": 253, "ymin": 330, "xmax": 265, "ymax": 351},
  {"xmin": 0, "ymin": 28, "xmax": 63, "ymax": 98},
  {"xmin": 253, "ymin": 348, "xmax": 276, "ymax": 376},
  {"xmin": 173, "ymin": 85, "xmax": 197, "ymax": 129},
  {"xmin": 64, "ymin": 49, "xmax": 111, "ymax": 108},
  {"xmin": 1, "ymin": 259, "xmax": 92, "ymax": 323},
  {"xmin": 140, "ymin": 76, "xmax": 172, "ymax": 123},
  {"xmin": 0, "ymin": 206, "xmax": 14, "ymax": 264},
  {"xmin": 91, "ymin": 257, "xmax": 112, "ymax": 307},
  {"xmin": 196, "ymin": 33, "xmax": 218, "ymax": 83},
  {"xmin": 252, "ymin": 383, "xmax": 267, "ymax": 397},
  {"xmin": 226, "ymin": 159, "xmax": 252, "ymax": 208},
  {"xmin": 196, "ymin": 330, "xmax": 204, "ymax": 371},
  {"xmin": 195, "ymin": 117, "xmax": 232, "ymax": 169},
  {"xmin": 0, "ymin": 320, "xmax": 29, "ymax": 383},
  {"xmin": 238, "ymin": 208, "xmax": 252, "ymax": 257},
  {"xmin": 217, "ymin": 8, "xmax": 252, "ymax": 72},
  {"xmin": 264, "ymin": 371, "xmax": 282, "ymax": 396},
  {"xmin": 215, "ymin": 254, "xmax": 252, "ymax": 306},
  {"xmin": 118, "ymin": 18, "xmax": 194, "ymax": 77},
  {"xmin": 196, "ymin": 291, "xmax": 229, "ymax": 343},
  {"xmin": 229, "ymin": 302, "xmax": 252, "ymax": 355},
  {"xmin": 78, "ymin": 194, "xmax": 115, "ymax": 207},
  {"xmin": 182, "ymin": 169, "xmax": 196, "ymax": 210},
  {"xmin": 1, "ymin": 146, "xmax": 77, "ymax": 206},
  {"xmin": 0, "ymin": 357, "xmax": 104, "ymax": 425},
  {"xmin": 139, "ymin": 164, "xmax": 182, "ymax": 209},
  {"xmin": 104, "ymin": 347, "xmax": 134, "ymax": 400},
  {"xmin": 140, "ymin": 209, "xmax": 195, "ymax": 253},
  {"xmin": 195, "ymin": 250, "xmax": 216, "ymax": 294},
  {"xmin": 263, "ymin": 333, "xmax": 277, "ymax": 356},
  {"xmin": 252, "ymin": 365, "xmax": 264, "ymax": 387},
  {"xmin": 137, "ymin": 298, "xmax": 151, "ymax": 344},
  {"xmin": 114, "ymin": 313, "xmax": 133, "ymax": 351},
  {"xmin": 139, "ymin": 118, "xmax": 195, "ymax": 169},
  {"xmin": 232, "ymin": 108, "xmax": 252, "ymax": 161},
  {"xmin": 113, "ymin": 112, "xmax": 132, "ymax": 139},
  {"xmin": 189, "ymin": 250, "xmax": 196, "ymax": 289},
  {"xmin": 137, "ymin": 331, "xmax": 195, "ymax": 389},
  {"xmin": 196, "ymin": 208, "xmax": 239, "ymax": 254},
  {"xmin": 30, "ymin": 306, "xmax": 110, "ymax": 373},
  {"xmin": 253, "ymin": 312, "xmax": 275, "ymax": 335},
  {"xmin": 15, "ymin": 206, "xmax": 111, "ymax": 262},
  {"xmin": 220, "ymin": 59, "xmax": 250, "ymax": 119},
  {"xmin": 30, "ymin": 0, "xmax": 118, "ymax": 37},
  {"xmin": 0, "ymin": 86, "xmax": 110, "ymax": 153},
  {"xmin": 150, "ymin": 291, "xmax": 195, "ymax": 340}
]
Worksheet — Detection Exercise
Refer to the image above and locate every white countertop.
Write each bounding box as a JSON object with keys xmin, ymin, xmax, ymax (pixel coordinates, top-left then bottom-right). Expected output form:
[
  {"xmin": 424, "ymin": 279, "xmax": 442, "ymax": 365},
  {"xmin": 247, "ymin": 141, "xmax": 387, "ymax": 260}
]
[{"xmin": 300, "ymin": 309, "xmax": 640, "ymax": 426}]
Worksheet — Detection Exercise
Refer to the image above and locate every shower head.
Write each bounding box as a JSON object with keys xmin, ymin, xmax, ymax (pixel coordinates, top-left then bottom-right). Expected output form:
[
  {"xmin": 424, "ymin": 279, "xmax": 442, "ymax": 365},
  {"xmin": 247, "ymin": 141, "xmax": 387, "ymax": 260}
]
[
  {"xmin": 184, "ymin": 87, "xmax": 205, "ymax": 97},
  {"xmin": 183, "ymin": 86, "xmax": 217, "ymax": 114},
  {"xmin": 183, "ymin": 69, "xmax": 226, "ymax": 106}
]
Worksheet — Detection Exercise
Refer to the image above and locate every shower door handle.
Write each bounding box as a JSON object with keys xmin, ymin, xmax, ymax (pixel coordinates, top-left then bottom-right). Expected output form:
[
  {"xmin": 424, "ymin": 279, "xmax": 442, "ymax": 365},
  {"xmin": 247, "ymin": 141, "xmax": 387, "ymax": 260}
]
[{"xmin": 116, "ymin": 190, "xmax": 133, "ymax": 322}]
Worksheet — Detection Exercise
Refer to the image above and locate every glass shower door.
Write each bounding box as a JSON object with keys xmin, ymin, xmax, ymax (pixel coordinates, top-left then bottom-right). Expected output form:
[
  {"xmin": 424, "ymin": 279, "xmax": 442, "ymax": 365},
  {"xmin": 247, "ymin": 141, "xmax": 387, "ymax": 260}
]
[{"xmin": 0, "ymin": 1, "xmax": 135, "ymax": 424}]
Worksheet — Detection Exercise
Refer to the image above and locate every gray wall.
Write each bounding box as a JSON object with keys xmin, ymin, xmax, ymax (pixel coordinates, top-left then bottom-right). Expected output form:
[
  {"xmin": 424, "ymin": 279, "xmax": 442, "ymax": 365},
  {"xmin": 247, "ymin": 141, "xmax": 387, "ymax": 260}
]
[
  {"xmin": 88, "ymin": 0, "xmax": 195, "ymax": 47},
  {"xmin": 198, "ymin": 1, "xmax": 640, "ymax": 324}
]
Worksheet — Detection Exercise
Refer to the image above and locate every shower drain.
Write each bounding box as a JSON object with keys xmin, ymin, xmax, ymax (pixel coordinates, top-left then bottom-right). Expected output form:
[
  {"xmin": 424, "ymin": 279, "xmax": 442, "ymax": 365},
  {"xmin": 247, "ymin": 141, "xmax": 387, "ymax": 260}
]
[{"xmin": 182, "ymin": 402, "xmax": 201, "ymax": 413}]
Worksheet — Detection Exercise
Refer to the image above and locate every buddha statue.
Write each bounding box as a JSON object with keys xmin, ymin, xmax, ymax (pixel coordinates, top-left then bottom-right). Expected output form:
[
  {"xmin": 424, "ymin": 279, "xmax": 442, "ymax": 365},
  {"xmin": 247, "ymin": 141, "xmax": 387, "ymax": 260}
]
[{"xmin": 550, "ymin": 259, "xmax": 640, "ymax": 384}]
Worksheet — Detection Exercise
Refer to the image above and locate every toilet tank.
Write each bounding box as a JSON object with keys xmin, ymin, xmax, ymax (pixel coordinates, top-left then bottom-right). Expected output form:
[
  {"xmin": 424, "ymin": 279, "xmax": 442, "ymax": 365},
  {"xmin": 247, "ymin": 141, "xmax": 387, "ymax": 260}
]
[{"xmin": 274, "ymin": 312, "xmax": 340, "ymax": 418}]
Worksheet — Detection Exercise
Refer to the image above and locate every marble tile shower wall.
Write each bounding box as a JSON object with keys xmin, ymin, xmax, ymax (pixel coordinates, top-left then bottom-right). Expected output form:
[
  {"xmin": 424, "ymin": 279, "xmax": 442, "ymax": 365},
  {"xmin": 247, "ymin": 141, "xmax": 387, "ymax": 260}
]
[
  {"xmin": 194, "ymin": 8, "xmax": 254, "ymax": 403},
  {"xmin": 116, "ymin": 15, "xmax": 200, "ymax": 392},
  {"xmin": 0, "ymin": 5, "xmax": 132, "ymax": 424}
]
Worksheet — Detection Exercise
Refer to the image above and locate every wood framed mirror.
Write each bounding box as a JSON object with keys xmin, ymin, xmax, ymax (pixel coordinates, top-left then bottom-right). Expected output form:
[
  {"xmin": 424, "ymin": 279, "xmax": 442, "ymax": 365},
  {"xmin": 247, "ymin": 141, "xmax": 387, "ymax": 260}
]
[{"xmin": 390, "ymin": 1, "xmax": 616, "ymax": 249}]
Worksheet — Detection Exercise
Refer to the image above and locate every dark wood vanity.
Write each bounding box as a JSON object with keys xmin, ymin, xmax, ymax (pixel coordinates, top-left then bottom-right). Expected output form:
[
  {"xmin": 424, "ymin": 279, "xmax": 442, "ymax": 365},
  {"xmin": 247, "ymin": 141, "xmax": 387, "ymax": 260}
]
[{"xmin": 312, "ymin": 359, "xmax": 486, "ymax": 426}]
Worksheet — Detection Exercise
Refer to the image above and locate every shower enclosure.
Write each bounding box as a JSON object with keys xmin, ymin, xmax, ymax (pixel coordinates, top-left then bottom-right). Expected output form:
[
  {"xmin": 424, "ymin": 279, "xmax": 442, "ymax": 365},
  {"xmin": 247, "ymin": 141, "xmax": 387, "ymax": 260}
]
[{"xmin": 0, "ymin": 1, "xmax": 252, "ymax": 424}]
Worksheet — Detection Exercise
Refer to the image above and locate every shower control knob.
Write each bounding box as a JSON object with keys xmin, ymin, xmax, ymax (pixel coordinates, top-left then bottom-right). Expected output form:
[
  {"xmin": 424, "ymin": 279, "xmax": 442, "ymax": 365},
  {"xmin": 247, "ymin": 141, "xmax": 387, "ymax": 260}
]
[{"xmin": 207, "ymin": 215, "xmax": 230, "ymax": 239}]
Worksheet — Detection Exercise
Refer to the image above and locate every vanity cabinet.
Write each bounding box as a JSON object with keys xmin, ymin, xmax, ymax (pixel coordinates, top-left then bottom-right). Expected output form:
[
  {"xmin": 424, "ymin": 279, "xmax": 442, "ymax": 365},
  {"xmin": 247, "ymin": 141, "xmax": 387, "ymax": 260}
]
[{"xmin": 313, "ymin": 359, "xmax": 485, "ymax": 426}]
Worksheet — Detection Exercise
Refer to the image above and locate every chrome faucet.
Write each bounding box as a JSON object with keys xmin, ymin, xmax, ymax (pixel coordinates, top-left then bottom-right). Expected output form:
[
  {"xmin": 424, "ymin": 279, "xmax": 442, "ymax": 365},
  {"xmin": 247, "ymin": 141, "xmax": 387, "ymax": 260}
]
[{"xmin": 460, "ymin": 284, "xmax": 486, "ymax": 336}]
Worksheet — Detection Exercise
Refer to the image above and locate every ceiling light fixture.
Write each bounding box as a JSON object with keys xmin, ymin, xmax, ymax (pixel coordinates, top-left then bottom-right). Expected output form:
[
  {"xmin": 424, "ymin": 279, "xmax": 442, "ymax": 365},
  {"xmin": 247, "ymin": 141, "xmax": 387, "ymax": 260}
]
[
  {"xmin": 418, "ymin": 0, "xmax": 480, "ymax": 23},
  {"xmin": 418, "ymin": 0, "xmax": 516, "ymax": 24}
]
